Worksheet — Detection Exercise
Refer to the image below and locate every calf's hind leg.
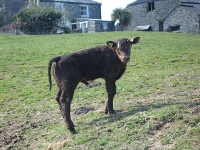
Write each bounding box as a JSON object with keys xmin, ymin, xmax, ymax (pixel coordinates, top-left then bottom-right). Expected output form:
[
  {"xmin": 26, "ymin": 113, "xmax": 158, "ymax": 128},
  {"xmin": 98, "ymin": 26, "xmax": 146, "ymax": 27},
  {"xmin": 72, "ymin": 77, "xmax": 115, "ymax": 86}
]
[
  {"xmin": 60, "ymin": 81, "xmax": 78, "ymax": 134},
  {"xmin": 53, "ymin": 63, "xmax": 63, "ymax": 117},
  {"xmin": 55, "ymin": 88, "xmax": 63, "ymax": 116}
]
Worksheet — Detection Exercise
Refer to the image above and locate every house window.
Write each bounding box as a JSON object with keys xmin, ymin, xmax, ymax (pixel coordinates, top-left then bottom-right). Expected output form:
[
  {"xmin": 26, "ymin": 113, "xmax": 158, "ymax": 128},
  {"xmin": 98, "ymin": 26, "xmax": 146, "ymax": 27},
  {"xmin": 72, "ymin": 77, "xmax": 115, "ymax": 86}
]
[
  {"xmin": 148, "ymin": 2, "xmax": 155, "ymax": 11},
  {"xmin": 170, "ymin": 25, "xmax": 180, "ymax": 31},
  {"xmin": 81, "ymin": 5, "xmax": 89, "ymax": 17},
  {"xmin": 55, "ymin": 2, "xmax": 63, "ymax": 11}
]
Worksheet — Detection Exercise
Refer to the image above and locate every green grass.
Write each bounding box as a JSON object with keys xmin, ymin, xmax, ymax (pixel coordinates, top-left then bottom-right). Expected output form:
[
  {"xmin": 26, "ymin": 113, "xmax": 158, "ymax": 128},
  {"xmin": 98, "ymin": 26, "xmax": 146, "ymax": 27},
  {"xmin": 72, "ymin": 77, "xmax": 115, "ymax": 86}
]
[{"xmin": 0, "ymin": 32, "xmax": 200, "ymax": 149}]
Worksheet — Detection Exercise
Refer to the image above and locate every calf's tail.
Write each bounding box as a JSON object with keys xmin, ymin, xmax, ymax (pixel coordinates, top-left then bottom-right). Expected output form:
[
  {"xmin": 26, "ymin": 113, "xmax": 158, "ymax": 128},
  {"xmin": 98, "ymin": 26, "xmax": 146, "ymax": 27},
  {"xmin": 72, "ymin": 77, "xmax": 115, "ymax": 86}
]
[{"xmin": 48, "ymin": 56, "xmax": 61, "ymax": 91}]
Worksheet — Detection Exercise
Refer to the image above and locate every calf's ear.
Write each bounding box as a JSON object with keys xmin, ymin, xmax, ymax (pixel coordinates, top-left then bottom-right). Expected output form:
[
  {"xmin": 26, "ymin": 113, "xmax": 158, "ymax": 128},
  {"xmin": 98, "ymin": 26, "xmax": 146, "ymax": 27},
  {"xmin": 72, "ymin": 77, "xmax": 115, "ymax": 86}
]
[
  {"xmin": 131, "ymin": 37, "xmax": 140, "ymax": 44},
  {"xmin": 106, "ymin": 41, "xmax": 117, "ymax": 49}
]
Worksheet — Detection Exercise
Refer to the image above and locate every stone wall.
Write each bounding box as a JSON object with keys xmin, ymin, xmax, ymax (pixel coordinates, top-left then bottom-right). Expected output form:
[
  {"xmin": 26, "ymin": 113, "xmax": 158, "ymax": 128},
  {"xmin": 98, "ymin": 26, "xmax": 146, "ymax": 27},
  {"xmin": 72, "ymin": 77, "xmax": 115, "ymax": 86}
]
[
  {"xmin": 94, "ymin": 21, "xmax": 115, "ymax": 32},
  {"xmin": 66, "ymin": 4, "xmax": 101, "ymax": 19},
  {"xmin": 40, "ymin": 2, "xmax": 54, "ymax": 8},
  {"xmin": 125, "ymin": 2, "xmax": 159, "ymax": 31},
  {"xmin": 154, "ymin": 0, "xmax": 179, "ymax": 21},
  {"xmin": 125, "ymin": 0, "xmax": 178, "ymax": 31},
  {"xmin": 40, "ymin": 2, "xmax": 101, "ymax": 20},
  {"xmin": 164, "ymin": 6, "xmax": 200, "ymax": 34},
  {"xmin": 88, "ymin": 5, "xmax": 101, "ymax": 19},
  {"xmin": 66, "ymin": 4, "xmax": 81, "ymax": 19},
  {"xmin": 77, "ymin": 19, "xmax": 115, "ymax": 33},
  {"xmin": 88, "ymin": 21, "xmax": 96, "ymax": 33}
]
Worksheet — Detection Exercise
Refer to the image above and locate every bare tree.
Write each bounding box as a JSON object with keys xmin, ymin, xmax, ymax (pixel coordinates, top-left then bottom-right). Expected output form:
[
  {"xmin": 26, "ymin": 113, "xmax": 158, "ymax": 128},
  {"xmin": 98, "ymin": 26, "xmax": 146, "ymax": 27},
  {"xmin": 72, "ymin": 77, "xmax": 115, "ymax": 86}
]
[
  {"xmin": 0, "ymin": 0, "xmax": 6, "ymax": 27},
  {"xmin": 0, "ymin": 0, "xmax": 40, "ymax": 28},
  {"xmin": 26, "ymin": 0, "xmax": 39, "ymax": 7},
  {"xmin": 3, "ymin": 0, "xmax": 26, "ymax": 25}
]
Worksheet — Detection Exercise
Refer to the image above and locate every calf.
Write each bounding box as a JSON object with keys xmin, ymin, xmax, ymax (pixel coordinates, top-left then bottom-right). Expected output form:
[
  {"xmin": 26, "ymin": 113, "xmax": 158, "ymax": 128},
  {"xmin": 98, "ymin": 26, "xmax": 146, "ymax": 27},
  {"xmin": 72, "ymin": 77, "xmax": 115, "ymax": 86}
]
[{"xmin": 48, "ymin": 37, "xmax": 140, "ymax": 133}]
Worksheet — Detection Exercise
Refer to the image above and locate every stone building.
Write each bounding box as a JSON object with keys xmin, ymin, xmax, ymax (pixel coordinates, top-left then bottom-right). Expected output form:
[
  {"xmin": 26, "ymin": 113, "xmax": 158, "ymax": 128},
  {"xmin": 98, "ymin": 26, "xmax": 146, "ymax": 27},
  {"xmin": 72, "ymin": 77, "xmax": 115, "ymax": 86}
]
[
  {"xmin": 40, "ymin": 0, "xmax": 102, "ymax": 20},
  {"xmin": 40, "ymin": 0, "xmax": 115, "ymax": 33},
  {"xmin": 125, "ymin": 0, "xmax": 200, "ymax": 34}
]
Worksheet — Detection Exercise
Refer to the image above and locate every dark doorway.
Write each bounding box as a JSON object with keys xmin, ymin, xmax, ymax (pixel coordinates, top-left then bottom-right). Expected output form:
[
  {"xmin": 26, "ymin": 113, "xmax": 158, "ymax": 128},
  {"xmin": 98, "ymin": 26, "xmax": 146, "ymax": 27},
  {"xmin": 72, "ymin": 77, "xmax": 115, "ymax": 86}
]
[{"xmin": 159, "ymin": 21, "xmax": 163, "ymax": 31}]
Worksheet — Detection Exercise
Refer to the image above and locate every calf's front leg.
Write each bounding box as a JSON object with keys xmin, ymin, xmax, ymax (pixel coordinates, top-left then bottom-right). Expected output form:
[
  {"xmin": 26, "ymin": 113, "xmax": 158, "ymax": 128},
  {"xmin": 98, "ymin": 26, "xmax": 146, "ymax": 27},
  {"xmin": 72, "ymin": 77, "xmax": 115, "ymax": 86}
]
[{"xmin": 105, "ymin": 80, "xmax": 116, "ymax": 115}]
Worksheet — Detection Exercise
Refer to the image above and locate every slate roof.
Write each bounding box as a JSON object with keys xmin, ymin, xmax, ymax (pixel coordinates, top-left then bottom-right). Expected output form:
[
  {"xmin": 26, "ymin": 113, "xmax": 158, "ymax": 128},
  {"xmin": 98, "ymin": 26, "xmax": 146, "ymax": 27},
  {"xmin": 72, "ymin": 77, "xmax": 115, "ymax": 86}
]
[
  {"xmin": 127, "ymin": 0, "xmax": 178, "ymax": 21},
  {"xmin": 155, "ymin": 2, "xmax": 178, "ymax": 21},
  {"xmin": 179, "ymin": 1, "xmax": 200, "ymax": 15},
  {"xmin": 49, "ymin": 0, "xmax": 101, "ymax": 5},
  {"xmin": 180, "ymin": 0, "xmax": 200, "ymax": 3},
  {"xmin": 127, "ymin": 0, "xmax": 200, "ymax": 20},
  {"xmin": 127, "ymin": 0, "xmax": 159, "ymax": 6}
]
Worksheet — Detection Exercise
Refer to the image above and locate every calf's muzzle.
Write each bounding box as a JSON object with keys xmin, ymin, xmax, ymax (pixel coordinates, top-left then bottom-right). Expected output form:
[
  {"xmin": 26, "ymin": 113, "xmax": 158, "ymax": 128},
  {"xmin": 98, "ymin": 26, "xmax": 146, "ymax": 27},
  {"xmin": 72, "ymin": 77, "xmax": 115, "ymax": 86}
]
[{"xmin": 122, "ymin": 56, "xmax": 130, "ymax": 63}]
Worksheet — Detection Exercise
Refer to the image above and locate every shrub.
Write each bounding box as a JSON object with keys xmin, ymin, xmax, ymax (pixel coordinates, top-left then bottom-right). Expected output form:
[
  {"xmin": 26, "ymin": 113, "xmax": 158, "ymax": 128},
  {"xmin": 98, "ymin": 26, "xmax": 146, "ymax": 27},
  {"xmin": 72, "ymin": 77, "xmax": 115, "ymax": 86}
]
[{"xmin": 13, "ymin": 6, "xmax": 62, "ymax": 34}]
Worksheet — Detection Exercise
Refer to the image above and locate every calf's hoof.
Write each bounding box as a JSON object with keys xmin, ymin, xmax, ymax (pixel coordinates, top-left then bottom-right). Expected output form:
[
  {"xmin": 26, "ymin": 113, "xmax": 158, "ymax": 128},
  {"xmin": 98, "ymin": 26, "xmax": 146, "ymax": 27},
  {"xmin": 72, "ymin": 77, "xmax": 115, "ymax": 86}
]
[
  {"xmin": 105, "ymin": 109, "xmax": 115, "ymax": 115},
  {"xmin": 68, "ymin": 127, "xmax": 77, "ymax": 134}
]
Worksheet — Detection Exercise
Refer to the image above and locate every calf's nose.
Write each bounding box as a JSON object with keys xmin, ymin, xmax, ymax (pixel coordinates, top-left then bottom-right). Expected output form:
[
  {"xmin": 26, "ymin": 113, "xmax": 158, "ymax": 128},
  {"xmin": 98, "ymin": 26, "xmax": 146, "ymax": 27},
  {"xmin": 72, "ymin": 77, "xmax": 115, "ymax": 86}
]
[{"xmin": 123, "ymin": 57, "xmax": 130, "ymax": 62}]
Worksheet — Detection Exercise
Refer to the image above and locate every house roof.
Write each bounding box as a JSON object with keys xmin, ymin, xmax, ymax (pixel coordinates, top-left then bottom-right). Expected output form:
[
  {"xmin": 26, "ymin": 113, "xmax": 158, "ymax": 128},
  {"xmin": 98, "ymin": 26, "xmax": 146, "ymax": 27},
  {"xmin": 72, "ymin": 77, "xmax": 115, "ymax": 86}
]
[
  {"xmin": 180, "ymin": 0, "xmax": 200, "ymax": 3},
  {"xmin": 127, "ymin": 0, "xmax": 159, "ymax": 6},
  {"xmin": 127, "ymin": 0, "xmax": 179, "ymax": 21},
  {"xmin": 49, "ymin": 0, "xmax": 101, "ymax": 5},
  {"xmin": 155, "ymin": 2, "xmax": 178, "ymax": 21},
  {"xmin": 127, "ymin": 0, "xmax": 200, "ymax": 20},
  {"xmin": 179, "ymin": 1, "xmax": 200, "ymax": 15}
]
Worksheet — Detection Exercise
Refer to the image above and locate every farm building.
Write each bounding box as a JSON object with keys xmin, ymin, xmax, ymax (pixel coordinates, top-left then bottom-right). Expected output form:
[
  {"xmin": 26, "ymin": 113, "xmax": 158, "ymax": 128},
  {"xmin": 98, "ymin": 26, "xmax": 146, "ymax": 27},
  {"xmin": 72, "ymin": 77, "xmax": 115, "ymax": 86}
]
[
  {"xmin": 125, "ymin": 0, "xmax": 200, "ymax": 34},
  {"xmin": 40, "ymin": 0, "xmax": 115, "ymax": 33}
]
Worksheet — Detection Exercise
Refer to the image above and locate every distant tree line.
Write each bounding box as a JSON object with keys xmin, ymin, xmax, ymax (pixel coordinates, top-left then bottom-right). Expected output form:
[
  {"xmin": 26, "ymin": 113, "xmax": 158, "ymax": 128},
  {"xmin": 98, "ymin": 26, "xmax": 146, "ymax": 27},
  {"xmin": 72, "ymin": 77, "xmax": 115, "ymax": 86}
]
[
  {"xmin": 0, "ymin": 0, "xmax": 6, "ymax": 27},
  {"xmin": 0, "ymin": 0, "xmax": 27, "ymax": 28}
]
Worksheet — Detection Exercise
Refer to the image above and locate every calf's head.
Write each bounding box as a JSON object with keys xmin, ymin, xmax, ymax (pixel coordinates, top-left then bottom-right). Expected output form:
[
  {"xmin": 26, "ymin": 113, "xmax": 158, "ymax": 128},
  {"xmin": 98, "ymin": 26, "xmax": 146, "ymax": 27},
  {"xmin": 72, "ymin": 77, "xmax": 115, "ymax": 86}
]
[{"xmin": 106, "ymin": 37, "xmax": 140, "ymax": 63}]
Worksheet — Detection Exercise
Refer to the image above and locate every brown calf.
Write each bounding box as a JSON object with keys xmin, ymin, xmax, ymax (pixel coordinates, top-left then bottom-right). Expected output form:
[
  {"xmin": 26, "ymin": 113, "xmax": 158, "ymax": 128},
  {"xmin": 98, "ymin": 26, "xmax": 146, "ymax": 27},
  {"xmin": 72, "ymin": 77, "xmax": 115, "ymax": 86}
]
[{"xmin": 48, "ymin": 37, "xmax": 140, "ymax": 133}]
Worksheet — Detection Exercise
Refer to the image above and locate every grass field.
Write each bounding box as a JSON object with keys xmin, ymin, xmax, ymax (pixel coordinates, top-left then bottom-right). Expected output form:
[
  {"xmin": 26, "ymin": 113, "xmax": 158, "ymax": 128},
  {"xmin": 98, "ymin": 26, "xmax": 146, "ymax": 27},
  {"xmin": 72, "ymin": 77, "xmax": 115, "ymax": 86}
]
[{"xmin": 0, "ymin": 31, "xmax": 200, "ymax": 150}]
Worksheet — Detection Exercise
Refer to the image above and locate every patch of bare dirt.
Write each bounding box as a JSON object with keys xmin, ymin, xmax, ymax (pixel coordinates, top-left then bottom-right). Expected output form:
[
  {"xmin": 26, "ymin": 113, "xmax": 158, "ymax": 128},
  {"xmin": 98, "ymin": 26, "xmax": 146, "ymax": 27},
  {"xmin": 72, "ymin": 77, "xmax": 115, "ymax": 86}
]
[
  {"xmin": 74, "ymin": 106, "xmax": 94, "ymax": 115},
  {"xmin": 0, "ymin": 118, "xmax": 51, "ymax": 150},
  {"xmin": 77, "ymin": 82, "xmax": 102, "ymax": 89},
  {"xmin": 45, "ymin": 139, "xmax": 70, "ymax": 150},
  {"xmin": 148, "ymin": 122, "xmax": 176, "ymax": 150}
]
